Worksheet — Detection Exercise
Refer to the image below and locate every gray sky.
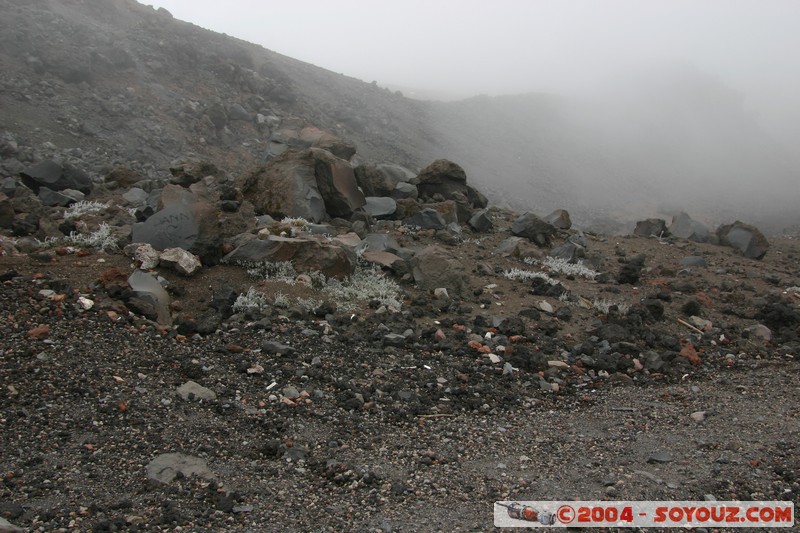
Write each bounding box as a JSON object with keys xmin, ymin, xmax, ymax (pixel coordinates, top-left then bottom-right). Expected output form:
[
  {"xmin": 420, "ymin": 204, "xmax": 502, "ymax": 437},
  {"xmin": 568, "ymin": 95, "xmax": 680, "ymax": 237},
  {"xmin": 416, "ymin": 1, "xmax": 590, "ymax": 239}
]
[{"xmin": 144, "ymin": 0, "xmax": 800, "ymax": 137}]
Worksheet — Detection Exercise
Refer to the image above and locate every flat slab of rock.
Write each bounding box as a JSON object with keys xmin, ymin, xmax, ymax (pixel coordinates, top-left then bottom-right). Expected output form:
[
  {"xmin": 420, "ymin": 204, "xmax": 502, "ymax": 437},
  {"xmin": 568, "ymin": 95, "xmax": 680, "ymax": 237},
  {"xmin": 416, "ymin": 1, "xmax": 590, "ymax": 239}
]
[
  {"xmin": 146, "ymin": 453, "xmax": 215, "ymax": 484},
  {"xmin": 363, "ymin": 196, "xmax": 397, "ymax": 217},
  {"xmin": 176, "ymin": 380, "xmax": 216, "ymax": 401},
  {"xmin": 132, "ymin": 204, "xmax": 198, "ymax": 251},
  {"xmin": 128, "ymin": 270, "xmax": 171, "ymax": 325}
]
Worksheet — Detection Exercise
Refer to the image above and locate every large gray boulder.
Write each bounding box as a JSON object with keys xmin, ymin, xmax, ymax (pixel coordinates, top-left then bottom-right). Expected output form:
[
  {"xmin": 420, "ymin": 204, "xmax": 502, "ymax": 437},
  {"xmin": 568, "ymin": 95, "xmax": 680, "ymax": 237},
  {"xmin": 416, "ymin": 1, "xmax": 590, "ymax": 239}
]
[
  {"xmin": 20, "ymin": 159, "xmax": 93, "ymax": 194},
  {"xmin": 716, "ymin": 221, "xmax": 769, "ymax": 259},
  {"xmin": 633, "ymin": 218, "xmax": 669, "ymax": 237},
  {"xmin": 511, "ymin": 212, "xmax": 557, "ymax": 247},
  {"xmin": 415, "ymin": 159, "xmax": 487, "ymax": 209},
  {"xmin": 669, "ymin": 212, "xmax": 710, "ymax": 242},
  {"xmin": 363, "ymin": 196, "xmax": 397, "ymax": 218},
  {"xmin": 238, "ymin": 148, "xmax": 364, "ymax": 222},
  {"xmin": 406, "ymin": 208, "xmax": 447, "ymax": 230},
  {"xmin": 131, "ymin": 200, "xmax": 223, "ymax": 265},
  {"xmin": 410, "ymin": 245, "xmax": 470, "ymax": 296},
  {"xmin": 544, "ymin": 209, "xmax": 572, "ymax": 230},
  {"xmin": 355, "ymin": 163, "xmax": 416, "ymax": 197},
  {"xmin": 223, "ymin": 236, "xmax": 354, "ymax": 279}
]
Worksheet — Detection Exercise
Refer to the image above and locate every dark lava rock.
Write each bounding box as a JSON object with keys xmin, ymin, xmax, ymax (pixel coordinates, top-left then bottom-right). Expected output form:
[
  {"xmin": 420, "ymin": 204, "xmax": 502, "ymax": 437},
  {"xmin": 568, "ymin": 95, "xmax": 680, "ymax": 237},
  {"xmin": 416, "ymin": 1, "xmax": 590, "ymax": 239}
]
[
  {"xmin": 510, "ymin": 212, "xmax": 557, "ymax": 247},
  {"xmin": 20, "ymin": 159, "xmax": 93, "ymax": 194},
  {"xmin": 716, "ymin": 220, "xmax": 769, "ymax": 260},
  {"xmin": 617, "ymin": 254, "xmax": 645, "ymax": 285}
]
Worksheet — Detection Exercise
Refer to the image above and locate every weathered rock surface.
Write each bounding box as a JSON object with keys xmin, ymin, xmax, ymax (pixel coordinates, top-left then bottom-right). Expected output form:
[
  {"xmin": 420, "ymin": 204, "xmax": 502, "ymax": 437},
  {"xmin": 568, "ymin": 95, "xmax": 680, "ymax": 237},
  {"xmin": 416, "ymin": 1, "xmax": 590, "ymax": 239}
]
[
  {"xmin": 510, "ymin": 212, "xmax": 557, "ymax": 247},
  {"xmin": 223, "ymin": 236, "xmax": 354, "ymax": 279},
  {"xmin": 544, "ymin": 209, "xmax": 572, "ymax": 230},
  {"xmin": 415, "ymin": 159, "xmax": 487, "ymax": 209},
  {"xmin": 633, "ymin": 218, "xmax": 668, "ymax": 237},
  {"xmin": 410, "ymin": 245, "xmax": 470, "ymax": 295},
  {"xmin": 20, "ymin": 160, "xmax": 93, "ymax": 194},
  {"xmin": 716, "ymin": 220, "xmax": 769, "ymax": 259},
  {"xmin": 669, "ymin": 211, "xmax": 709, "ymax": 242},
  {"xmin": 238, "ymin": 149, "xmax": 364, "ymax": 223},
  {"xmin": 159, "ymin": 247, "xmax": 202, "ymax": 276}
]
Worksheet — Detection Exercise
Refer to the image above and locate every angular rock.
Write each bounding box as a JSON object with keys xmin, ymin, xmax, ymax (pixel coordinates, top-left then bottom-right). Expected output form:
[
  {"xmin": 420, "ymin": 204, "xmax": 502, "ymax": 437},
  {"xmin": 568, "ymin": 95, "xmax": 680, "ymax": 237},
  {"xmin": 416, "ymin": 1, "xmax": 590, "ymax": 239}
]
[
  {"xmin": 298, "ymin": 126, "xmax": 357, "ymax": 160},
  {"xmin": 262, "ymin": 340, "xmax": 296, "ymax": 355},
  {"xmin": 146, "ymin": 453, "xmax": 215, "ymax": 484},
  {"xmin": 159, "ymin": 247, "xmax": 202, "ymax": 276},
  {"xmin": 223, "ymin": 236, "xmax": 354, "ymax": 279},
  {"xmin": 128, "ymin": 270, "xmax": 171, "ymax": 325},
  {"xmin": 122, "ymin": 187, "xmax": 148, "ymax": 205},
  {"xmin": 410, "ymin": 245, "xmax": 470, "ymax": 295},
  {"xmin": 543, "ymin": 209, "xmax": 572, "ymax": 230},
  {"xmin": 355, "ymin": 163, "xmax": 416, "ymax": 197},
  {"xmin": 511, "ymin": 212, "xmax": 557, "ymax": 247},
  {"xmin": 363, "ymin": 196, "xmax": 397, "ymax": 218},
  {"xmin": 383, "ymin": 333, "xmax": 407, "ymax": 347},
  {"xmin": 363, "ymin": 233, "xmax": 402, "ymax": 254},
  {"xmin": 716, "ymin": 221, "xmax": 769, "ymax": 259},
  {"xmin": 176, "ymin": 381, "xmax": 216, "ymax": 401},
  {"xmin": 549, "ymin": 242, "xmax": 585, "ymax": 262},
  {"xmin": 132, "ymin": 203, "xmax": 197, "ymax": 249},
  {"xmin": 633, "ymin": 218, "xmax": 668, "ymax": 238},
  {"xmin": 38, "ymin": 186, "xmax": 76, "ymax": 207},
  {"xmin": 20, "ymin": 159, "xmax": 93, "ymax": 194},
  {"xmin": 131, "ymin": 201, "xmax": 223, "ymax": 264},
  {"xmin": 129, "ymin": 242, "xmax": 160, "ymax": 269},
  {"xmin": 362, "ymin": 250, "xmax": 407, "ymax": 273},
  {"xmin": 391, "ymin": 182, "xmax": 418, "ymax": 200},
  {"xmin": 468, "ymin": 209, "xmax": 493, "ymax": 232},
  {"xmin": 238, "ymin": 149, "xmax": 364, "ymax": 222},
  {"xmin": 406, "ymin": 208, "xmax": 446, "ymax": 230},
  {"xmin": 415, "ymin": 159, "xmax": 487, "ymax": 208},
  {"xmin": 669, "ymin": 212, "xmax": 709, "ymax": 242}
]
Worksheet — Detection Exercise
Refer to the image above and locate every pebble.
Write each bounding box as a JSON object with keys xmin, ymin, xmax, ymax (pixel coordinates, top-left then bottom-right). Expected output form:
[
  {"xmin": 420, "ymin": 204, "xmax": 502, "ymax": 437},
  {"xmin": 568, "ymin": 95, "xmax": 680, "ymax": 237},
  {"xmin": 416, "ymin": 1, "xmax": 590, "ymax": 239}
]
[
  {"xmin": 647, "ymin": 451, "xmax": 673, "ymax": 464},
  {"xmin": 690, "ymin": 411, "xmax": 706, "ymax": 422},
  {"xmin": 176, "ymin": 381, "xmax": 217, "ymax": 402}
]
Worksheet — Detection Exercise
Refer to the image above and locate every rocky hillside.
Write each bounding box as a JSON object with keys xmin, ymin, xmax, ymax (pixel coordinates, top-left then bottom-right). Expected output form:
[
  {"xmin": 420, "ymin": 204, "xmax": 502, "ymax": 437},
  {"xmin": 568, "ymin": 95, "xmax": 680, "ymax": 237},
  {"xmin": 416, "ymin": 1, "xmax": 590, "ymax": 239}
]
[
  {"xmin": 0, "ymin": 2, "xmax": 799, "ymax": 531},
  {"xmin": 1, "ymin": 0, "xmax": 797, "ymax": 234}
]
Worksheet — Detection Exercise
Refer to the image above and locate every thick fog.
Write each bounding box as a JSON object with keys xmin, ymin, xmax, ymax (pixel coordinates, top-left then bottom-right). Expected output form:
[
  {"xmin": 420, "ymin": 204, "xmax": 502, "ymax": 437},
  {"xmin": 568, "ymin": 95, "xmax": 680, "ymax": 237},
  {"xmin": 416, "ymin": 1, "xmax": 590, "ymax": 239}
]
[{"xmin": 146, "ymin": 0, "xmax": 799, "ymax": 230}]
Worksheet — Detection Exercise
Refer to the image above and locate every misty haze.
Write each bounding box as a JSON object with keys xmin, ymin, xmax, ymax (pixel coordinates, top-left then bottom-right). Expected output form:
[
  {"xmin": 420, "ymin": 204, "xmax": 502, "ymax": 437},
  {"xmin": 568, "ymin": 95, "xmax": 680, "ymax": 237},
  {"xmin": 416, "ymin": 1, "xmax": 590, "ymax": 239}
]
[
  {"xmin": 142, "ymin": 0, "xmax": 799, "ymax": 232},
  {"xmin": 0, "ymin": 1, "xmax": 799, "ymax": 531}
]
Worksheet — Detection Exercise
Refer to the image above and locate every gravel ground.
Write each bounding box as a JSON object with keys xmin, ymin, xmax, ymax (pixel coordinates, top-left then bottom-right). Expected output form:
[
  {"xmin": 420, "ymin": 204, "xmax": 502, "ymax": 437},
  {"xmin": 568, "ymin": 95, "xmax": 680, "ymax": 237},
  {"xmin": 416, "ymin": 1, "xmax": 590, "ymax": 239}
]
[{"xmin": 1, "ymin": 235, "xmax": 799, "ymax": 532}]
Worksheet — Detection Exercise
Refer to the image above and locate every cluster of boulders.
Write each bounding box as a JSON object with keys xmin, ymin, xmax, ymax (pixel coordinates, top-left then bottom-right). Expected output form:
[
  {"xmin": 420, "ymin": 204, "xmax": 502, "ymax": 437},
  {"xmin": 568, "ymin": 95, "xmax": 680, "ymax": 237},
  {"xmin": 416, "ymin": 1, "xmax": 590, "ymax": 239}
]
[{"xmin": 633, "ymin": 211, "xmax": 770, "ymax": 260}]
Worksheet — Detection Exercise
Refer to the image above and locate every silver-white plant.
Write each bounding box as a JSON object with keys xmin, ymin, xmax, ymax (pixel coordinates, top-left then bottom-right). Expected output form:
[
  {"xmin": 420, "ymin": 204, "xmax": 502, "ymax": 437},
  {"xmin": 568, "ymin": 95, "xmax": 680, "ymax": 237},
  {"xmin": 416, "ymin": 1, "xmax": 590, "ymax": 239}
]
[
  {"xmin": 322, "ymin": 265, "xmax": 403, "ymax": 312},
  {"xmin": 63, "ymin": 222, "xmax": 118, "ymax": 252},
  {"xmin": 280, "ymin": 216, "xmax": 310, "ymax": 236},
  {"xmin": 273, "ymin": 291, "xmax": 290, "ymax": 308},
  {"xmin": 503, "ymin": 268, "xmax": 559, "ymax": 285},
  {"xmin": 232, "ymin": 287, "xmax": 268, "ymax": 313},
  {"xmin": 243, "ymin": 261, "xmax": 298, "ymax": 284},
  {"xmin": 64, "ymin": 200, "xmax": 107, "ymax": 219},
  {"xmin": 542, "ymin": 256, "xmax": 599, "ymax": 280},
  {"xmin": 296, "ymin": 297, "xmax": 323, "ymax": 312},
  {"xmin": 592, "ymin": 298, "xmax": 630, "ymax": 316}
]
